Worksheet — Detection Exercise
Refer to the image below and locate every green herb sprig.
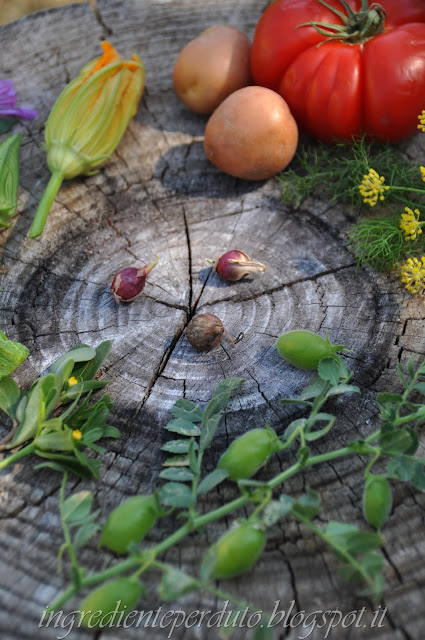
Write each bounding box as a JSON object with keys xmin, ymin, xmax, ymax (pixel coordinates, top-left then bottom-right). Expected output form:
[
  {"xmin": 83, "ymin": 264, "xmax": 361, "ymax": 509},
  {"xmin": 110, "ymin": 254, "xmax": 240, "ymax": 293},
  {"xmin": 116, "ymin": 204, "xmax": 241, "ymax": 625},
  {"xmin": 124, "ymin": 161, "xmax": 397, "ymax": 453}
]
[
  {"xmin": 48, "ymin": 354, "xmax": 425, "ymax": 633},
  {"xmin": 277, "ymin": 136, "xmax": 425, "ymax": 281},
  {"xmin": 0, "ymin": 340, "xmax": 120, "ymax": 478}
]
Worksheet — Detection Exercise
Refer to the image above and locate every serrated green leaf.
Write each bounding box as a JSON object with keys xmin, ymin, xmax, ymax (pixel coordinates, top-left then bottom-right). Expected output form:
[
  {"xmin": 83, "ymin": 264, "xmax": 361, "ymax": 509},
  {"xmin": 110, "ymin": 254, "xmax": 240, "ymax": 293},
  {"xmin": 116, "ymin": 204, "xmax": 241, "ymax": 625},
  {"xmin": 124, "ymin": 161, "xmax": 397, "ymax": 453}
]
[
  {"xmin": 317, "ymin": 357, "xmax": 341, "ymax": 386},
  {"xmin": 159, "ymin": 482, "xmax": 196, "ymax": 508},
  {"xmin": 161, "ymin": 439, "xmax": 198, "ymax": 454},
  {"xmin": 407, "ymin": 355, "xmax": 416, "ymax": 380},
  {"xmin": 159, "ymin": 568, "xmax": 198, "ymax": 601},
  {"xmin": 386, "ymin": 455, "xmax": 415, "ymax": 481},
  {"xmin": 413, "ymin": 382, "xmax": 425, "ymax": 395},
  {"xmin": 197, "ymin": 468, "xmax": 228, "ymax": 494},
  {"xmin": 299, "ymin": 378, "xmax": 327, "ymax": 400},
  {"xmin": 203, "ymin": 378, "xmax": 245, "ymax": 422},
  {"xmin": 411, "ymin": 462, "xmax": 425, "ymax": 491},
  {"xmin": 170, "ymin": 398, "xmax": 203, "ymax": 423},
  {"xmin": 165, "ymin": 418, "xmax": 201, "ymax": 437},
  {"xmin": 62, "ymin": 490, "xmax": 93, "ymax": 523},
  {"xmin": 159, "ymin": 467, "xmax": 195, "ymax": 482}
]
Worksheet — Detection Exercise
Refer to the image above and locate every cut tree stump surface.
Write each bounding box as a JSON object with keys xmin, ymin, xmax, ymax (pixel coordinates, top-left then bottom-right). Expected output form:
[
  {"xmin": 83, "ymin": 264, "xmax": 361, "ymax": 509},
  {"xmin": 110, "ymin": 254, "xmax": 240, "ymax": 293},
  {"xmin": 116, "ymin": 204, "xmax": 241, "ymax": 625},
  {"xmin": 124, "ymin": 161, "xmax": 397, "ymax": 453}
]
[{"xmin": 0, "ymin": 1, "xmax": 424, "ymax": 639}]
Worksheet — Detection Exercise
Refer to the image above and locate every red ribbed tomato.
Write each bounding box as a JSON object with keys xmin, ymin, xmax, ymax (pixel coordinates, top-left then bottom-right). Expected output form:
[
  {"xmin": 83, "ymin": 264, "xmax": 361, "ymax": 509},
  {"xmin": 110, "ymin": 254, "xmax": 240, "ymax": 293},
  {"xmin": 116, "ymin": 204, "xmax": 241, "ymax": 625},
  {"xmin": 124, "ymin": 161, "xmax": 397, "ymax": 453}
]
[{"xmin": 251, "ymin": 0, "xmax": 425, "ymax": 143}]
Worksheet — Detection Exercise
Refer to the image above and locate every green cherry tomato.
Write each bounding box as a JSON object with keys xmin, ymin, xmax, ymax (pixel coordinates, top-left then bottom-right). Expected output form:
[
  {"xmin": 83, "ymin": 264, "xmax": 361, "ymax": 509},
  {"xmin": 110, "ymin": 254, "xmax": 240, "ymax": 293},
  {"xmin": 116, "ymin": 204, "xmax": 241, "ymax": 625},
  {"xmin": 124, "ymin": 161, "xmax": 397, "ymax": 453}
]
[
  {"xmin": 217, "ymin": 427, "xmax": 277, "ymax": 481},
  {"xmin": 363, "ymin": 476, "xmax": 392, "ymax": 531},
  {"xmin": 80, "ymin": 578, "xmax": 142, "ymax": 628},
  {"xmin": 276, "ymin": 330, "xmax": 346, "ymax": 370},
  {"xmin": 202, "ymin": 520, "xmax": 266, "ymax": 580},
  {"xmin": 99, "ymin": 495, "xmax": 158, "ymax": 554}
]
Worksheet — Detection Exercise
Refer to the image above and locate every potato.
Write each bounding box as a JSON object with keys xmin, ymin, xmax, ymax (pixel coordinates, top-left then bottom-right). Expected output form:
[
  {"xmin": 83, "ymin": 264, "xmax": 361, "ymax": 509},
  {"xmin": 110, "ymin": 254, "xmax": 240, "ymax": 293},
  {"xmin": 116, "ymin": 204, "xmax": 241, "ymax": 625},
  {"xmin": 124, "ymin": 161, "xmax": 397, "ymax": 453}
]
[
  {"xmin": 173, "ymin": 25, "xmax": 252, "ymax": 115},
  {"xmin": 203, "ymin": 86, "xmax": 299, "ymax": 181}
]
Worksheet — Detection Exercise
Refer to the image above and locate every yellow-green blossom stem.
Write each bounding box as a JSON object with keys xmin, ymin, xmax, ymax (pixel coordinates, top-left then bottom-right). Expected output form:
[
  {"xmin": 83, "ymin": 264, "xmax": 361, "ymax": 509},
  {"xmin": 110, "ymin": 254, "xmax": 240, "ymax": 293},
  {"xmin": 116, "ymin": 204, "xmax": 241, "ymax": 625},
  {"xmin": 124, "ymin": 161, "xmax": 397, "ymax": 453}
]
[{"xmin": 29, "ymin": 170, "xmax": 64, "ymax": 239}]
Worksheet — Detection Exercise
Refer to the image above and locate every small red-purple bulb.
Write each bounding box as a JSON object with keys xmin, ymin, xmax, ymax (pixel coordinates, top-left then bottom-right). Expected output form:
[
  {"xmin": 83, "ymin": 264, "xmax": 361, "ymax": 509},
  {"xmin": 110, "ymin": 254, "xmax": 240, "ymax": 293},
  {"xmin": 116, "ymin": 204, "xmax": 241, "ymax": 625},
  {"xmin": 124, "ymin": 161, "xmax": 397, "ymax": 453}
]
[
  {"xmin": 211, "ymin": 250, "xmax": 267, "ymax": 282},
  {"xmin": 111, "ymin": 257, "xmax": 159, "ymax": 303}
]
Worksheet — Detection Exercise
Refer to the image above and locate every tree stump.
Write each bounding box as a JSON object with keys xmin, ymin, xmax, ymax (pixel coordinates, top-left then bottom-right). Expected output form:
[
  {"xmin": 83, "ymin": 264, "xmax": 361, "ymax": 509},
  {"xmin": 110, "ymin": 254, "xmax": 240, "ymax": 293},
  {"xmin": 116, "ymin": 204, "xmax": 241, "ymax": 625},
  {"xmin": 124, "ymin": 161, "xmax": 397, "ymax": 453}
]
[{"xmin": 0, "ymin": 1, "xmax": 424, "ymax": 639}]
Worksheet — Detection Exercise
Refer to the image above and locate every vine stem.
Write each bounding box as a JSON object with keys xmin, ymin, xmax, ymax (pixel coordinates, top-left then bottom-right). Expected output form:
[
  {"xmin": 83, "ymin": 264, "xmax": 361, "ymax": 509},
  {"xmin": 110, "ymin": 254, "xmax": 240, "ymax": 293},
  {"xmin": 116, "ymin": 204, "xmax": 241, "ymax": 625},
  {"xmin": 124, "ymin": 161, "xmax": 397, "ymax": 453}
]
[{"xmin": 48, "ymin": 442, "xmax": 368, "ymax": 612}]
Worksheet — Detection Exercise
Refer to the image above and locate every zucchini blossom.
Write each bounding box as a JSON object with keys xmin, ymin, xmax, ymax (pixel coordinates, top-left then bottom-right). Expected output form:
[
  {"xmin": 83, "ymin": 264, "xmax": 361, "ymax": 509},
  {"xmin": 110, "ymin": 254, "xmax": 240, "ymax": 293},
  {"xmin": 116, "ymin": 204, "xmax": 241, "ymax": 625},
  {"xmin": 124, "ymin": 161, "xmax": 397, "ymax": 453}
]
[{"xmin": 29, "ymin": 41, "xmax": 145, "ymax": 238}]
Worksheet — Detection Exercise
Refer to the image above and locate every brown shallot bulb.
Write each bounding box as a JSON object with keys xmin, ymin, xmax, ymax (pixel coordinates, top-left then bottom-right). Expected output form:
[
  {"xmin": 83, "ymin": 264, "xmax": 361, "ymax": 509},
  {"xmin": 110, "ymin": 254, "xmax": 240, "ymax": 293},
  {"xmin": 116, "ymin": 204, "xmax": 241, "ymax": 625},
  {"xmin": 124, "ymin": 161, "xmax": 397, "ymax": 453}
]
[
  {"xmin": 209, "ymin": 250, "xmax": 267, "ymax": 282},
  {"xmin": 111, "ymin": 257, "xmax": 159, "ymax": 303},
  {"xmin": 186, "ymin": 313, "xmax": 235, "ymax": 351}
]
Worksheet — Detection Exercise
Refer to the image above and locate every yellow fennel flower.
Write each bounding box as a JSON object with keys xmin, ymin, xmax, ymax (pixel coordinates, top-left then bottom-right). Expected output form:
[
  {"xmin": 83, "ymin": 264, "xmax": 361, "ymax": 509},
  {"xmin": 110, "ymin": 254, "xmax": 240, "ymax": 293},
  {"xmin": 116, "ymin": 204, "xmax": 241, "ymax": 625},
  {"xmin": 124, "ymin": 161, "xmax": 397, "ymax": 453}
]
[
  {"xmin": 29, "ymin": 41, "xmax": 145, "ymax": 238},
  {"xmin": 68, "ymin": 376, "xmax": 78, "ymax": 387},
  {"xmin": 358, "ymin": 168, "xmax": 390, "ymax": 207},
  {"xmin": 72, "ymin": 429, "xmax": 83, "ymax": 441},
  {"xmin": 418, "ymin": 110, "xmax": 425, "ymax": 133},
  {"xmin": 420, "ymin": 166, "xmax": 425, "ymax": 182},
  {"xmin": 400, "ymin": 256, "xmax": 425, "ymax": 294},
  {"xmin": 400, "ymin": 206, "xmax": 423, "ymax": 241}
]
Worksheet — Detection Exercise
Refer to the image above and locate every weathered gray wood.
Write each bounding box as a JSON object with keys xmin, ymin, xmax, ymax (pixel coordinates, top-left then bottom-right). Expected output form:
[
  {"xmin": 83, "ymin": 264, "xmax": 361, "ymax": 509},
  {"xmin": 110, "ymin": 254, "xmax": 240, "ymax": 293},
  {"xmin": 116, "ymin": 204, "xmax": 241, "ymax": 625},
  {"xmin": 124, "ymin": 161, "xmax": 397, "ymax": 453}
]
[{"xmin": 0, "ymin": 1, "xmax": 424, "ymax": 638}]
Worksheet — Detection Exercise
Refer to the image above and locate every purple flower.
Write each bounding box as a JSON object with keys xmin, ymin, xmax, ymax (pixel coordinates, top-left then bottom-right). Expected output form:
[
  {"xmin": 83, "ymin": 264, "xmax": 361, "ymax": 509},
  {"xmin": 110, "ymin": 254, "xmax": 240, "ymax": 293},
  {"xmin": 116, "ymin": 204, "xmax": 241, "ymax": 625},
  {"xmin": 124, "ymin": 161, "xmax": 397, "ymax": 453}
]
[{"xmin": 0, "ymin": 80, "xmax": 37, "ymax": 120}]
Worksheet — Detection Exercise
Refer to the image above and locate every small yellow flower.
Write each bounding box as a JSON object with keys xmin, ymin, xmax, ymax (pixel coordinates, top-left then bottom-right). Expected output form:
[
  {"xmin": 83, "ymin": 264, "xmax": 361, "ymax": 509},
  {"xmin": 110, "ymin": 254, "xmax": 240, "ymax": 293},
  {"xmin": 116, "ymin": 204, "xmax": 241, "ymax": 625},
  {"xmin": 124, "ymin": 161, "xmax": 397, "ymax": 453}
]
[
  {"xmin": 418, "ymin": 110, "xmax": 425, "ymax": 133},
  {"xmin": 72, "ymin": 429, "xmax": 83, "ymax": 441},
  {"xmin": 358, "ymin": 168, "xmax": 390, "ymax": 207},
  {"xmin": 420, "ymin": 166, "xmax": 425, "ymax": 182},
  {"xmin": 400, "ymin": 206, "xmax": 423, "ymax": 241},
  {"xmin": 400, "ymin": 256, "xmax": 425, "ymax": 294},
  {"xmin": 68, "ymin": 376, "xmax": 78, "ymax": 386}
]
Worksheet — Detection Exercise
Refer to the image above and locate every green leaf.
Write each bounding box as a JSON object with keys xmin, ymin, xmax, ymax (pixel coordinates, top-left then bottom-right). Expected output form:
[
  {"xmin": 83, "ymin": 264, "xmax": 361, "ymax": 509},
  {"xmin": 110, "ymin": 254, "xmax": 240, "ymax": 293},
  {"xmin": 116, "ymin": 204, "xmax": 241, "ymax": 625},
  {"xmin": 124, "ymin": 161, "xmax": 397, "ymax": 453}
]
[
  {"xmin": 71, "ymin": 340, "xmax": 111, "ymax": 381},
  {"xmin": 200, "ymin": 412, "xmax": 222, "ymax": 451},
  {"xmin": 102, "ymin": 425, "xmax": 121, "ymax": 439},
  {"xmin": 49, "ymin": 346, "xmax": 96, "ymax": 375},
  {"xmin": 161, "ymin": 439, "xmax": 198, "ymax": 454},
  {"xmin": 305, "ymin": 413, "xmax": 336, "ymax": 442},
  {"xmin": 326, "ymin": 384, "xmax": 360, "ymax": 397},
  {"xmin": 379, "ymin": 430, "xmax": 417, "ymax": 456},
  {"xmin": 197, "ymin": 468, "xmax": 228, "ymax": 494},
  {"xmin": 35, "ymin": 420, "xmax": 74, "ymax": 452},
  {"xmin": 159, "ymin": 482, "xmax": 196, "ymax": 508},
  {"xmin": 203, "ymin": 378, "xmax": 245, "ymax": 421},
  {"xmin": 261, "ymin": 494, "xmax": 294, "ymax": 527},
  {"xmin": 0, "ymin": 330, "xmax": 29, "ymax": 379},
  {"xmin": 386, "ymin": 455, "xmax": 415, "ymax": 481},
  {"xmin": 407, "ymin": 355, "xmax": 416, "ymax": 380},
  {"xmin": 61, "ymin": 490, "xmax": 93, "ymax": 523},
  {"xmin": 34, "ymin": 458, "xmax": 97, "ymax": 479},
  {"xmin": 0, "ymin": 118, "xmax": 17, "ymax": 135},
  {"xmin": 0, "ymin": 376, "xmax": 20, "ymax": 417},
  {"xmin": 159, "ymin": 568, "xmax": 198, "ymax": 601},
  {"xmin": 0, "ymin": 133, "xmax": 22, "ymax": 225},
  {"xmin": 413, "ymin": 382, "xmax": 425, "ymax": 395},
  {"xmin": 73, "ymin": 521, "xmax": 99, "ymax": 548},
  {"xmin": 162, "ymin": 455, "xmax": 190, "ymax": 467},
  {"xmin": 170, "ymin": 398, "xmax": 203, "ymax": 423},
  {"xmin": 291, "ymin": 488, "xmax": 320, "ymax": 520},
  {"xmin": 164, "ymin": 418, "xmax": 201, "ymax": 437},
  {"xmin": 61, "ymin": 379, "xmax": 108, "ymax": 401},
  {"xmin": 159, "ymin": 467, "xmax": 195, "ymax": 482},
  {"xmin": 411, "ymin": 462, "xmax": 425, "ymax": 491},
  {"xmin": 299, "ymin": 378, "xmax": 328, "ymax": 400},
  {"xmin": 11, "ymin": 377, "xmax": 45, "ymax": 445},
  {"xmin": 317, "ymin": 357, "xmax": 341, "ymax": 386},
  {"xmin": 376, "ymin": 392, "xmax": 404, "ymax": 406}
]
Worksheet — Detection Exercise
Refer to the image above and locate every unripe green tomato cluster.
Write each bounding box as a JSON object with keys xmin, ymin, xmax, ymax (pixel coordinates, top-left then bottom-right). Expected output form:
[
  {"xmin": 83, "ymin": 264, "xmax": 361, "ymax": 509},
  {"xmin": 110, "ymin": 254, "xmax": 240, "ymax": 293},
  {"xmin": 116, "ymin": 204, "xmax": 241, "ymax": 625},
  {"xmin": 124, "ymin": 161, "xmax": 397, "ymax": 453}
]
[
  {"xmin": 363, "ymin": 476, "xmax": 392, "ymax": 530},
  {"xmin": 99, "ymin": 494, "xmax": 158, "ymax": 554},
  {"xmin": 202, "ymin": 520, "xmax": 266, "ymax": 580},
  {"xmin": 218, "ymin": 427, "xmax": 277, "ymax": 480},
  {"xmin": 276, "ymin": 330, "xmax": 345, "ymax": 370},
  {"xmin": 80, "ymin": 578, "xmax": 142, "ymax": 628}
]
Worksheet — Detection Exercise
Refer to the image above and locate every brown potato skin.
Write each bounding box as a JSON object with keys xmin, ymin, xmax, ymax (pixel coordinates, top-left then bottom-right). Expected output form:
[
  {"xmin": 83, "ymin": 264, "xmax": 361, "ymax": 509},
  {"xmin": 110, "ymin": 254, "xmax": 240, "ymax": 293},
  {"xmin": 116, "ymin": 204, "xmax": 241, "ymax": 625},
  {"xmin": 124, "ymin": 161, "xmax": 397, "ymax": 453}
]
[
  {"xmin": 173, "ymin": 25, "xmax": 252, "ymax": 115},
  {"xmin": 203, "ymin": 86, "xmax": 299, "ymax": 181}
]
